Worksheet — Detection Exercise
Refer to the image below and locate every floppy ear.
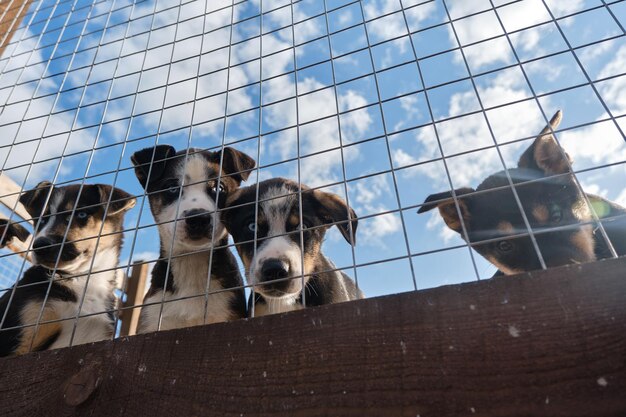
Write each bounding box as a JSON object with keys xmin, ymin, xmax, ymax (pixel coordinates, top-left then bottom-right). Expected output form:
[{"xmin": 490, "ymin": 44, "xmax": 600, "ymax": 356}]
[
  {"xmin": 19, "ymin": 181, "xmax": 53, "ymax": 219},
  {"xmin": 518, "ymin": 110, "xmax": 572, "ymax": 175},
  {"xmin": 312, "ymin": 190, "xmax": 358, "ymax": 246},
  {"xmin": 0, "ymin": 219, "xmax": 30, "ymax": 248},
  {"xmin": 418, "ymin": 188, "xmax": 475, "ymax": 234},
  {"xmin": 220, "ymin": 147, "xmax": 256, "ymax": 185},
  {"xmin": 130, "ymin": 145, "xmax": 176, "ymax": 189},
  {"xmin": 95, "ymin": 184, "xmax": 137, "ymax": 216}
]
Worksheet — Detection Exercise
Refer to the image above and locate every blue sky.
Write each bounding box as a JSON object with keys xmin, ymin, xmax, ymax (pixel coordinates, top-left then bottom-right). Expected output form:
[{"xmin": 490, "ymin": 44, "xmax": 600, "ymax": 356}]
[{"xmin": 0, "ymin": 0, "xmax": 625, "ymax": 299}]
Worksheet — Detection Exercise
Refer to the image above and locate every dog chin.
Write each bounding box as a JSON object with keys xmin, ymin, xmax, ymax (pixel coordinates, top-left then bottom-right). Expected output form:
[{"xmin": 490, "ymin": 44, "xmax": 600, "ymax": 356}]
[
  {"xmin": 253, "ymin": 279, "xmax": 303, "ymax": 299},
  {"xmin": 35, "ymin": 255, "xmax": 88, "ymax": 274}
]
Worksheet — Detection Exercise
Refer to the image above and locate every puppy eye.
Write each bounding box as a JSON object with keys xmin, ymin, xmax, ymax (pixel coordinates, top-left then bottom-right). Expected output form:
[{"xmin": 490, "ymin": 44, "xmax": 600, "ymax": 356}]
[
  {"xmin": 299, "ymin": 223, "xmax": 309, "ymax": 230},
  {"xmin": 167, "ymin": 186, "xmax": 179, "ymax": 194},
  {"xmin": 209, "ymin": 181, "xmax": 226, "ymax": 194},
  {"xmin": 247, "ymin": 222, "xmax": 257, "ymax": 232},
  {"xmin": 496, "ymin": 240, "xmax": 513, "ymax": 253},
  {"xmin": 76, "ymin": 211, "xmax": 88, "ymax": 220}
]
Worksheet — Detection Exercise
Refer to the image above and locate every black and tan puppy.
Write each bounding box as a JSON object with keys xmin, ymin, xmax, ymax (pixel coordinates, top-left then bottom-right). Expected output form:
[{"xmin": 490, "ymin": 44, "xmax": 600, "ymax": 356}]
[
  {"xmin": 419, "ymin": 110, "xmax": 626, "ymax": 275},
  {"xmin": 131, "ymin": 145, "xmax": 255, "ymax": 332},
  {"xmin": 0, "ymin": 182, "xmax": 135, "ymax": 356},
  {"xmin": 223, "ymin": 178, "xmax": 363, "ymax": 316}
]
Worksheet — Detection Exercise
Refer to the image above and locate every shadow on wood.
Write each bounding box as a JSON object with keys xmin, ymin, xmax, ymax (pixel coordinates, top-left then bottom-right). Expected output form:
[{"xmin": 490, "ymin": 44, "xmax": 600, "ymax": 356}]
[{"xmin": 0, "ymin": 257, "xmax": 625, "ymax": 417}]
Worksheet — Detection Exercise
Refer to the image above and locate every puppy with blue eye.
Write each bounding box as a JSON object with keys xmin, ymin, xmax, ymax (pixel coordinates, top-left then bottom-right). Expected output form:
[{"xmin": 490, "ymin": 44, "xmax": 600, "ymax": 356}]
[
  {"xmin": 223, "ymin": 178, "xmax": 363, "ymax": 317},
  {"xmin": 131, "ymin": 145, "xmax": 256, "ymax": 332},
  {"xmin": 419, "ymin": 110, "xmax": 626, "ymax": 275},
  {"xmin": 0, "ymin": 182, "xmax": 135, "ymax": 356}
]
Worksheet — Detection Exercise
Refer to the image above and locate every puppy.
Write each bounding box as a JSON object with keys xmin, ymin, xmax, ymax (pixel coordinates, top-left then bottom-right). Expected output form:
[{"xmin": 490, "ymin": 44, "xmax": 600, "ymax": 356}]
[
  {"xmin": 223, "ymin": 178, "xmax": 363, "ymax": 316},
  {"xmin": 419, "ymin": 110, "xmax": 626, "ymax": 275},
  {"xmin": 0, "ymin": 182, "xmax": 135, "ymax": 356},
  {"xmin": 131, "ymin": 145, "xmax": 255, "ymax": 332}
]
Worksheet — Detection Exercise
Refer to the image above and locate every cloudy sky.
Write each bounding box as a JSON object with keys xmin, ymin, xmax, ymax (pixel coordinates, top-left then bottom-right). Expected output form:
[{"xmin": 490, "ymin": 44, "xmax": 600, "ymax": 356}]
[{"xmin": 0, "ymin": 0, "xmax": 625, "ymax": 298}]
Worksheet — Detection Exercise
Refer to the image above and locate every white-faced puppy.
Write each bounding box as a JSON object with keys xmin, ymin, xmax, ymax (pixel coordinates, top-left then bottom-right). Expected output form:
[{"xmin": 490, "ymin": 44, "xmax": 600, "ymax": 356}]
[
  {"xmin": 223, "ymin": 178, "xmax": 363, "ymax": 317},
  {"xmin": 0, "ymin": 182, "xmax": 136, "ymax": 356},
  {"xmin": 131, "ymin": 145, "xmax": 255, "ymax": 332}
]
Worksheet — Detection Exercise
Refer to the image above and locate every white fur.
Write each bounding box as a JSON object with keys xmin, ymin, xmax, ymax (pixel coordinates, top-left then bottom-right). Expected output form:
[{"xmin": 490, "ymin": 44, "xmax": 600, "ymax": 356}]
[
  {"xmin": 156, "ymin": 155, "xmax": 226, "ymax": 256},
  {"xmin": 137, "ymin": 252, "xmax": 230, "ymax": 333},
  {"xmin": 254, "ymin": 294, "xmax": 303, "ymax": 316},
  {"xmin": 39, "ymin": 246, "xmax": 120, "ymax": 349},
  {"xmin": 249, "ymin": 185, "xmax": 303, "ymax": 293}
]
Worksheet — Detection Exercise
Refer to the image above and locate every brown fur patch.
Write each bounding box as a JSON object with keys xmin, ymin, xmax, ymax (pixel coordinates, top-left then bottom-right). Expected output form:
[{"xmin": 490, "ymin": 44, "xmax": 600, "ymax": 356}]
[
  {"xmin": 497, "ymin": 221, "xmax": 515, "ymax": 234},
  {"xmin": 15, "ymin": 301, "xmax": 61, "ymax": 355},
  {"xmin": 570, "ymin": 226, "xmax": 595, "ymax": 262},
  {"xmin": 485, "ymin": 254, "xmax": 520, "ymax": 276},
  {"xmin": 535, "ymin": 137, "xmax": 571, "ymax": 175},
  {"xmin": 532, "ymin": 205, "xmax": 549, "ymax": 224},
  {"xmin": 438, "ymin": 200, "xmax": 470, "ymax": 233},
  {"xmin": 303, "ymin": 240, "xmax": 322, "ymax": 276},
  {"xmin": 571, "ymin": 200, "xmax": 592, "ymax": 221}
]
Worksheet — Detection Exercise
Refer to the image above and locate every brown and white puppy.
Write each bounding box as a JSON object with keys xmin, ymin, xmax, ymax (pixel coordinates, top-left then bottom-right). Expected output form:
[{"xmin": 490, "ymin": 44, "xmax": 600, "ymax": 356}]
[
  {"xmin": 419, "ymin": 110, "xmax": 626, "ymax": 275},
  {"xmin": 131, "ymin": 145, "xmax": 255, "ymax": 332},
  {"xmin": 0, "ymin": 182, "xmax": 135, "ymax": 356},
  {"xmin": 223, "ymin": 178, "xmax": 363, "ymax": 317}
]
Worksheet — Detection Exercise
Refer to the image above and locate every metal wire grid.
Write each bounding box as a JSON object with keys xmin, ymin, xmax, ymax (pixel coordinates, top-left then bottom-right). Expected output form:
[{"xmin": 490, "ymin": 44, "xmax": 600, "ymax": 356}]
[{"xmin": 0, "ymin": 0, "xmax": 623, "ymax": 350}]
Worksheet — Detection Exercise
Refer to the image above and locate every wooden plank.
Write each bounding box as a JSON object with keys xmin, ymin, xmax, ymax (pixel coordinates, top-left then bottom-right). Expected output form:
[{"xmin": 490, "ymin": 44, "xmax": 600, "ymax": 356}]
[
  {"xmin": 0, "ymin": 1, "xmax": 31, "ymax": 58},
  {"xmin": 119, "ymin": 261, "xmax": 148, "ymax": 337},
  {"xmin": 0, "ymin": 174, "xmax": 31, "ymax": 224},
  {"xmin": 0, "ymin": 257, "xmax": 625, "ymax": 417}
]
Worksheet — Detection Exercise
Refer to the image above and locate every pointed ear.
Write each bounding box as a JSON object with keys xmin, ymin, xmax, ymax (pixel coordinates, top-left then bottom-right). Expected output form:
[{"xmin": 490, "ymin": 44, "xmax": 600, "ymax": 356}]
[
  {"xmin": 0, "ymin": 219, "xmax": 30, "ymax": 248},
  {"xmin": 95, "ymin": 185, "xmax": 136, "ymax": 216},
  {"xmin": 518, "ymin": 110, "xmax": 572, "ymax": 175},
  {"xmin": 418, "ymin": 188, "xmax": 474, "ymax": 234},
  {"xmin": 220, "ymin": 147, "xmax": 256, "ymax": 185},
  {"xmin": 311, "ymin": 190, "xmax": 358, "ymax": 246},
  {"xmin": 130, "ymin": 145, "xmax": 176, "ymax": 189},
  {"xmin": 19, "ymin": 181, "xmax": 53, "ymax": 219}
]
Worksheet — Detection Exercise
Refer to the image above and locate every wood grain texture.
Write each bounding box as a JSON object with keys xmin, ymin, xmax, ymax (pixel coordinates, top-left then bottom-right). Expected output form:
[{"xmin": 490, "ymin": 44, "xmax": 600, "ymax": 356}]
[{"xmin": 1, "ymin": 257, "xmax": 625, "ymax": 417}]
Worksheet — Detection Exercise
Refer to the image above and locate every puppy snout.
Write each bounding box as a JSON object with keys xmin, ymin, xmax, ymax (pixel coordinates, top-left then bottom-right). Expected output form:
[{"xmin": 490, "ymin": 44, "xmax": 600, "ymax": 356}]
[
  {"xmin": 260, "ymin": 258, "xmax": 290, "ymax": 281},
  {"xmin": 33, "ymin": 236, "xmax": 58, "ymax": 258},
  {"xmin": 183, "ymin": 209, "xmax": 212, "ymax": 240},
  {"xmin": 184, "ymin": 209, "xmax": 212, "ymax": 227}
]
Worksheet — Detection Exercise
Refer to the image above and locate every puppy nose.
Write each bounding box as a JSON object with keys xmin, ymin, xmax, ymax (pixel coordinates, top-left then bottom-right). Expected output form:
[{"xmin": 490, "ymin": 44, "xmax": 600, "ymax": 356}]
[
  {"xmin": 183, "ymin": 209, "xmax": 211, "ymax": 227},
  {"xmin": 33, "ymin": 236, "xmax": 58, "ymax": 256},
  {"xmin": 261, "ymin": 258, "xmax": 289, "ymax": 280}
]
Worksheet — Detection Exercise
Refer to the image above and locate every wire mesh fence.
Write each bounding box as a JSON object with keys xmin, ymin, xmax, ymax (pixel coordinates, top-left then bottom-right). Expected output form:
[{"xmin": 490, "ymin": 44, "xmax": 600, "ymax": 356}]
[{"xmin": 0, "ymin": 0, "xmax": 624, "ymax": 355}]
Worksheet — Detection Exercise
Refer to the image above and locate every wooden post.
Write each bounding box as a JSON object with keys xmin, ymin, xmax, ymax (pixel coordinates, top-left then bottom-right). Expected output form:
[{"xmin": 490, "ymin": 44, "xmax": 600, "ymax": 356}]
[
  {"xmin": 0, "ymin": 1, "xmax": 32, "ymax": 59},
  {"xmin": 119, "ymin": 261, "xmax": 148, "ymax": 337},
  {"xmin": 0, "ymin": 257, "xmax": 625, "ymax": 416}
]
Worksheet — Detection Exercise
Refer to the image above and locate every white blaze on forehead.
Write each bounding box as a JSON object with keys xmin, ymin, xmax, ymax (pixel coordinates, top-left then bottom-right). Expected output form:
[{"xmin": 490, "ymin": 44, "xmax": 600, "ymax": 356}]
[
  {"xmin": 249, "ymin": 185, "xmax": 303, "ymax": 287},
  {"xmin": 260, "ymin": 185, "xmax": 298, "ymax": 236},
  {"xmin": 36, "ymin": 190, "xmax": 63, "ymax": 237},
  {"xmin": 155, "ymin": 153, "xmax": 226, "ymax": 254}
]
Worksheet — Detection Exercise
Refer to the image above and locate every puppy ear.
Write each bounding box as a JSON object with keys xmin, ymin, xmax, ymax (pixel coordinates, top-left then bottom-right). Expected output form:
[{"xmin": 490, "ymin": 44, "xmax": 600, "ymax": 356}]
[
  {"xmin": 19, "ymin": 181, "xmax": 53, "ymax": 219},
  {"xmin": 130, "ymin": 145, "xmax": 176, "ymax": 189},
  {"xmin": 0, "ymin": 219, "xmax": 30, "ymax": 248},
  {"xmin": 312, "ymin": 190, "xmax": 358, "ymax": 246},
  {"xmin": 96, "ymin": 185, "xmax": 137, "ymax": 216},
  {"xmin": 518, "ymin": 110, "xmax": 572, "ymax": 175},
  {"xmin": 220, "ymin": 147, "xmax": 256, "ymax": 185},
  {"xmin": 418, "ymin": 188, "xmax": 474, "ymax": 234}
]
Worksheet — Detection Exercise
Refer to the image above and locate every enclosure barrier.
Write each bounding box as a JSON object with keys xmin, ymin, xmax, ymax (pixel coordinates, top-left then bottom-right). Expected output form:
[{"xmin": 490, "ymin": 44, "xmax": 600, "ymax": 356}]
[{"xmin": 1, "ymin": 257, "xmax": 625, "ymax": 416}]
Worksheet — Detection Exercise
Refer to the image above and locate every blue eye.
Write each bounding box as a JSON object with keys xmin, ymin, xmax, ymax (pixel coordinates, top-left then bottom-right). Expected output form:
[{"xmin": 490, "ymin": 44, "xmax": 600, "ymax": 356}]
[
  {"xmin": 248, "ymin": 222, "xmax": 256, "ymax": 232},
  {"xmin": 77, "ymin": 211, "xmax": 88, "ymax": 219},
  {"xmin": 168, "ymin": 186, "xmax": 178, "ymax": 194}
]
